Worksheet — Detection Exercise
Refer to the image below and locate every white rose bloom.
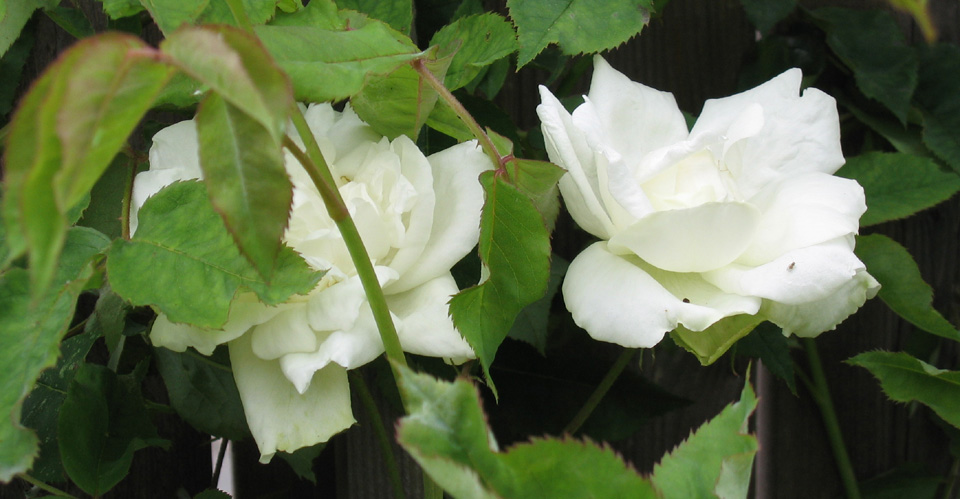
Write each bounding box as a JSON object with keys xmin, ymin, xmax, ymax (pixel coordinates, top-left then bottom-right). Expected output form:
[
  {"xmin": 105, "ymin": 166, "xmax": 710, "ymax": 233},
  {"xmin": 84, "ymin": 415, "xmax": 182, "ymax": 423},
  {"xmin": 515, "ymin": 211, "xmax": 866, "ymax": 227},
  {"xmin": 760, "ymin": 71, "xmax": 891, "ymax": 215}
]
[
  {"xmin": 133, "ymin": 104, "xmax": 489, "ymax": 462},
  {"xmin": 538, "ymin": 56, "xmax": 879, "ymax": 348}
]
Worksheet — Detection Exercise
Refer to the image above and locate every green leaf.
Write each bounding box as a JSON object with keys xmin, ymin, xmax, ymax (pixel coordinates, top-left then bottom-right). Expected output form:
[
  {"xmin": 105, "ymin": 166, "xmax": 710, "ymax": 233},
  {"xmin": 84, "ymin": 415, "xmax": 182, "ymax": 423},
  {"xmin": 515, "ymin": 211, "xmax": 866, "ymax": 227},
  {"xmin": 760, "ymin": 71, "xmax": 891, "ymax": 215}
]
[
  {"xmin": 811, "ymin": 7, "xmax": 917, "ymax": 123},
  {"xmin": 395, "ymin": 365, "xmax": 657, "ymax": 498},
  {"xmin": 429, "ymin": 13, "xmax": 517, "ymax": 91},
  {"xmin": 449, "ymin": 171, "xmax": 553, "ymax": 390},
  {"xmin": 254, "ymin": 21, "xmax": 420, "ymax": 102},
  {"xmin": 855, "ymin": 234, "xmax": 959, "ymax": 342},
  {"xmin": 161, "ymin": 25, "xmax": 292, "ymax": 143},
  {"xmin": 43, "ymin": 6, "xmax": 95, "ymax": 39},
  {"xmin": 506, "ymin": 255, "xmax": 567, "ymax": 354},
  {"xmin": 860, "ymin": 463, "xmax": 941, "ymax": 499},
  {"xmin": 269, "ymin": 0, "xmax": 340, "ymax": 27},
  {"xmin": 843, "ymin": 99, "xmax": 926, "ymax": 156},
  {"xmin": 650, "ymin": 370, "xmax": 758, "ymax": 498},
  {"xmin": 2, "ymin": 33, "xmax": 173, "ymax": 295},
  {"xmin": 426, "ymin": 99, "xmax": 475, "ymax": 141},
  {"xmin": 508, "ymin": 0, "xmax": 655, "ymax": 68},
  {"xmin": 735, "ymin": 322, "xmax": 796, "ymax": 395},
  {"xmin": 85, "ymin": 283, "xmax": 130, "ymax": 356},
  {"xmin": 0, "ymin": 0, "xmax": 39, "ymax": 58},
  {"xmin": 0, "ymin": 227, "xmax": 109, "ymax": 482},
  {"xmin": 671, "ymin": 314, "xmax": 765, "ymax": 366},
  {"xmin": 101, "ymin": 0, "xmax": 144, "ymax": 19},
  {"xmin": 338, "ymin": 0, "xmax": 412, "ymax": 34},
  {"xmin": 350, "ymin": 48, "xmax": 453, "ymax": 140},
  {"xmin": 915, "ymin": 43, "xmax": 960, "ymax": 174},
  {"xmin": 836, "ymin": 152, "xmax": 960, "ymax": 227},
  {"xmin": 196, "ymin": 92, "xmax": 292, "ymax": 281},
  {"xmin": 108, "ymin": 181, "xmax": 322, "ymax": 328},
  {"xmin": 738, "ymin": 0, "xmax": 795, "ymax": 33},
  {"xmin": 154, "ymin": 346, "xmax": 250, "ymax": 441},
  {"xmin": 20, "ymin": 323, "xmax": 99, "ymax": 483},
  {"xmin": 278, "ymin": 443, "xmax": 325, "ymax": 484},
  {"xmin": 503, "ymin": 157, "xmax": 564, "ymax": 232},
  {"xmin": 140, "ymin": 0, "xmax": 209, "ymax": 34},
  {"xmin": 153, "ymin": 71, "xmax": 207, "ymax": 109},
  {"xmin": 76, "ymin": 155, "xmax": 130, "ymax": 240},
  {"xmin": 848, "ymin": 351, "xmax": 960, "ymax": 429},
  {"xmin": 58, "ymin": 363, "xmax": 167, "ymax": 496}
]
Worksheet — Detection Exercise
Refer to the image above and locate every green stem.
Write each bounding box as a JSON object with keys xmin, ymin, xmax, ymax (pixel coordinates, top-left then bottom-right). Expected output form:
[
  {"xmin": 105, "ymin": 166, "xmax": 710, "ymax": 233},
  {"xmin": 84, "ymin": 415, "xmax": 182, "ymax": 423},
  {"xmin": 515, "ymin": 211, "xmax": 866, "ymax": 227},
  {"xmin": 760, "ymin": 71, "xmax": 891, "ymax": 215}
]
[
  {"xmin": 563, "ymin": 348, "xmax": 636, "ymax": 435},
  {"xmin": 282, "ymin": 134, "xmax": 407, "ymax": 371},
  {"xmin": 411, "ymin": 58, "xmax": 504, "ymax": 170},
  {"xmin": 223, "ymin": 0, "xmax": 253, "ymax": 32},
  {"xmin": 802, "ymin": 338, "xmax": 861, "ymax": 499},
  {"xmin": 18, "ymin": 474, "xmax": 78, "ymax": 499},
  {"xmin": 349, "ymin": 371, "xmax": 407, "ymax": 499}
]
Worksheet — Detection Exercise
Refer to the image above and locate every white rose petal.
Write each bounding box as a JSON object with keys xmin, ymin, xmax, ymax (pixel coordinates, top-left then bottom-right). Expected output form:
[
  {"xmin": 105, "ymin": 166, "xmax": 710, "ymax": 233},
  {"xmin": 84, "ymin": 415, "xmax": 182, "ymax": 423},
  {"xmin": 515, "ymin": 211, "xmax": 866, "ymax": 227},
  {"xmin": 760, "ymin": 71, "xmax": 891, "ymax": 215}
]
[
  {"xmin": 135, "ymin": 103, "xmax": 489, "ymax": 461},
  {"xmin": 229, "ymin": 333, "xmax": 355, "ymax": 464},
  {"xmin": 542, "ymin": 56, "xmax": 878, "ymax": 348}
]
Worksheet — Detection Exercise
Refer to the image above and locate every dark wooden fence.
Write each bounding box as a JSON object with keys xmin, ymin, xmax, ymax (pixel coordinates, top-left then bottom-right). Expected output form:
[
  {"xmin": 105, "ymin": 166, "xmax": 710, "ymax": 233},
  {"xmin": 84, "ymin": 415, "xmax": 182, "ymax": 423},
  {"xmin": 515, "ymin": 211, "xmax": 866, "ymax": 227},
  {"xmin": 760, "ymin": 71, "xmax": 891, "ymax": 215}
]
[{"xmin": 3, "ymin": 0, "xmax": 959, "ymax": 497}]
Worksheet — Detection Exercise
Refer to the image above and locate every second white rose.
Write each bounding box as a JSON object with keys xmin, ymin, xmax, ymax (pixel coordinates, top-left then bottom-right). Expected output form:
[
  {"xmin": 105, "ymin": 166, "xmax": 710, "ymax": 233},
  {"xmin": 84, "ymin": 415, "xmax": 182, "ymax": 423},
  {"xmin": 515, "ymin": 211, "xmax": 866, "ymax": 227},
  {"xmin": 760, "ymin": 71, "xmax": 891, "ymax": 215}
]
[{"xmin": 538, "ymin": 56, "xmax": 879, "ymax": 348}]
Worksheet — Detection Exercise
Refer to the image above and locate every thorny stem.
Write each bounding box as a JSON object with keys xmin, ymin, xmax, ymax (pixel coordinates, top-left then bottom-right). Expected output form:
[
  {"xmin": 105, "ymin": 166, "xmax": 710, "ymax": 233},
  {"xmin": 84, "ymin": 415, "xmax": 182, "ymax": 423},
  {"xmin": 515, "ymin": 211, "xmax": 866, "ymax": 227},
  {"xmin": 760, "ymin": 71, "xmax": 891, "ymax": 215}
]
[
  {"xmin": 281, "ymin": 134, "xmax": 408, "ymax": 372},
  {"xmin": 411, "ymin": 58, "xmax": 505, "ymax": 170},
  {"xmin": 564, "ymin": 348, "xmax": 637, "ymax": 435},
  {"xmin": 18, "ymin": 474, "xmax": 78, "ymax": 499},
  {"xmin": 801, "ymin": 338, "xmax": 861, "ymax": 499},
  {"xmin": 350, "ymin": 371, "xmax": 407, "ymax": 499}
]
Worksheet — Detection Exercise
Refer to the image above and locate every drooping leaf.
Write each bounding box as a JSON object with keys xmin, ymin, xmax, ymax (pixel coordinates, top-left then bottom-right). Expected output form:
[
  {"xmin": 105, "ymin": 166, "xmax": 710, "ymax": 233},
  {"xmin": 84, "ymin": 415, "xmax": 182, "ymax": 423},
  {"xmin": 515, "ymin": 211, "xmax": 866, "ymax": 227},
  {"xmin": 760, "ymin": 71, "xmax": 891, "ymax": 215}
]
[
  {"xmin": 488, "ymin": 340, "xmax": 688, "ymax": 445},
  {"xmin": 738, "ymin": 0, "xmax": 795, "ymax": 33},
  {"xmin": 108, "ymin": 181, "xmax": 322, "ymax": 329},
  {"xmin": 735, "ymin": 322, "xmax": 797, "ymax": 395},
  {"xmin": 154, "ymin": 346, "xmax": 250, "ymax": 441},
  {"xmin": 350, "ymin": 47, "xmax": 453, "ymax": 140},
  {"xmin": 860, "ymin": 462, "xmax": 942, "ymax": 499},
  {"xmin": 507, "ymin": 0, "xmax": 655, "ymax": 67},
  {"xmin": 161, "ymin": 25, "xmax": 292, "ymax": 143},
  {"xmin": 671, "ymin": 314, "xmax": 765, "ymax": 366},
  {"xmin": 811, "ymin": 7, "xmax": 917, "ymax": 123},
  {"xmin": 449, "ymin": 171, "xmax": 553, "ymax": 390},
  {"xmin": 506, "ymin": 256, "xmax": 567, "ymax": 354},
  {"xmin": 396, "ymin": 365, "xmax": 657, "ymax": 498},
  {"xmin": 278, "ymin": 443, "xmax": 326, "ymax": 484},
  {"xmin": 836, "ymin": 152, "xmax": 960, "ymax": 227},
  {"xmin": 915, "ymin": 43, "xmax": 960, "ymax": 174},
  {"xmin": 855, "ymin": 234, "xmax": 959, "ymax": 342},
  {"xmin": 58, "ymin": 364, "xmax": 168, "ymax": 496},
  {"xmin": 196, "ymin": 92, "xmax": 292, "ymax": 281},
  {"xmin": 650, "ymin": 370, "xmax": 758, "ymax": 498},
  {"xmin": 2, "ymin": 33, "xmax": 173, "ymax": 295},
  {"xmin": 253, "ymin": 21, "xmax": 420, "ymax": 102},
  {"xmin": 338, "ymin": 0, "xmax": 412, "ymax": 34},
  {"xmin": 429, "ymin": 13, "xmax": 517, "ymax": 91},
  {"xmin": 0, "ymin": 227, "xmax": 109, "ymax": 482},
  {"xmin": 848, "ymin": 351, "xmax": 960, "ymax": 429},
  {"xmin": 20, "ymin": 327, "xmax": 99, "ymax": 483}
]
